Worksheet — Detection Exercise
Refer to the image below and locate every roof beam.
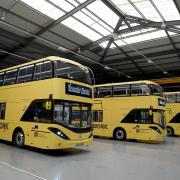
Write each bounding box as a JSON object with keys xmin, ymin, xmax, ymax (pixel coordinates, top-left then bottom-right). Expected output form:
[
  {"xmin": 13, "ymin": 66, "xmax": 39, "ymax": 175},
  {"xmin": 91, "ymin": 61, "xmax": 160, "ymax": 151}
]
[
  {"xmin": 113, "ymin": 42, "xmax": 146, "ymax": 75},
  {"xmin": 79, "ymin": 20, "xmax": 180, "ymax": 52},
  {"xmin": 165, "ymin": 30, "xmax": 180, "ymax": 62},
  {"xmin": 101, "ymin": 0, "xmax": 132, "ymax": 30},
  {"xmin": 104, "ymin": 48, "xmax": 180, "ymax": 65},
  {"xmin": 0, "ymin": 28, "xmax": 66, "ymax": 61},
  {"xmin": 173, "ymin": 0, "xmax": 180, "ymax": 15},
  {"xmin": 100, "ymin": 18, "xmax": 123, "ymax": 62},
  {"xmin": 0, "ymin": 0, "xmax": 95, "ymax": 61}
]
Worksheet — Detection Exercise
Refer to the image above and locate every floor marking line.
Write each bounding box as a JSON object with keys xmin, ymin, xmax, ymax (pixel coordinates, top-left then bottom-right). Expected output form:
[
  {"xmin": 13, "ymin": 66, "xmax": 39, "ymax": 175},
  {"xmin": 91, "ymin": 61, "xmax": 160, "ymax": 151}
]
[{"xmin": 0, "ymin": 161, "xmax": 48, "ymax": 180}]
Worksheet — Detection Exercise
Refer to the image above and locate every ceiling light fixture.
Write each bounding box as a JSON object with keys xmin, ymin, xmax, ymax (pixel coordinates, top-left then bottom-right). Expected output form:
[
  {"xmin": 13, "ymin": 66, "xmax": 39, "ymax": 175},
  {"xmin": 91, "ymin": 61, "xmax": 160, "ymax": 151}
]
[
  {"xmin": 147, "ymin": 59, "xmax": 153, "ymax": 63},
  {"xmin": 1, "ymin": 11, "xmax": 6, "ymax": 20},
  {"xmin": 104, "ymin": 66, "xmax": 111, "ymax": 70},
  {"xmin": 163, "ymin": 71, "xmax": 168, "ymax": 74}
]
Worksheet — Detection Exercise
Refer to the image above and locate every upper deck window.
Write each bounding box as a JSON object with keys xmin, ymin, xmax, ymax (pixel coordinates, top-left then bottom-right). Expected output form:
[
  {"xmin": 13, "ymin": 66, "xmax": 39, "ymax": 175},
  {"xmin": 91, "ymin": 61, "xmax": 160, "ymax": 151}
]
[
  {"xmin": 151, "ymin": 84, "xmax": 163, "ymax": 97},
  {"xmin": 165, "ymin": 94, "xmax": 176, "ymax": 103},
  {"xmin": 34, "ymin": 61, "xmax": 52, "ymax": 80},
  {"xmin": 0, "ymin": 73, "xmax": 4, "ymax": 86},
  {"xmin": 177, "ymin": 94, "xmax": 180, "ymax": 103},
  {"xmin": 18, "ymin": 65, "xmax": 34, "ymax": 83},
  {"xmin": 55, "ymin": 61, "xmax": 92, "ymax": 84},
  {"xmin": 131, "ymin": 84, "xmax": 150, "ymax": 95},
  {"xmin": 96, "ymin": 86, "xmax": 112, "ymax": 98},
  {"xmin": 4, "ymin": 69, "xmax": 17, "ymax": 85},
  {"xmin": 113, "ymin": 85, "xmax": 130, "ymax": 96}
]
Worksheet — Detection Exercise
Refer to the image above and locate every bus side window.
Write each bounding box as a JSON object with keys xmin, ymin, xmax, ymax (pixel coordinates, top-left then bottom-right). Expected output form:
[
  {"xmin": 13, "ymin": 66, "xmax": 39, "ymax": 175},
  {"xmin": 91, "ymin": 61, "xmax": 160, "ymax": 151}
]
[
  {"xmin": 34, "ymin": 61, "xmax": 52, "ymax": 80},
  {"xmin": 21, "ymin": 100, "xmax": 52, "ymax": 123},
  {"xmin": 122, "ymin": 110, "xmax": 152, "ymax": 124},
  {"xmin": 113, "ymin": 85, "xmax": 130, "ymax": 96},
  {"xmin": 0, "ymin": 72, "xmax": 4, "ymax": 86},
  {"xmin": 18, "ymin": 65, "xmax": 34, "ymax": 83},
  {"xmin": 93, "ymin": 110, "xmax": 103, "ymax": 122},
  {"xmin": 165, "ymin": 94, "xmax": 176, "ymax": 103},
  {"xmin": 131, "ymin": 84, "xmax": 150, "ymax": 96},
  {"xmin": 0, "ymin": 103, "xmax": 6, "ymax": 120},
  {"xmin": 177, "ymin": 94, "xmax": 180, "ymax": 103},
  {"xmin": 4, "ymin": 69, "xmax": 18, "ymax": 85},
  {"xmin": 97, "ymin": 87, "xmax": 112, "ymax": 98}
]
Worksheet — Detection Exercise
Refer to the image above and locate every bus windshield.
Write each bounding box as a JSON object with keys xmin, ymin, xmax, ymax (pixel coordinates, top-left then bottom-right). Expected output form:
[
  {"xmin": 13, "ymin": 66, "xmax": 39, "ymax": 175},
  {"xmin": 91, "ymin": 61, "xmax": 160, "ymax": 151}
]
[
  {"xmin": 151, "ymin": 84, "xmax": 163, "ymax": 97},
  {"xmin": 55, "ymin": 61, "xmax": 92, "ymax": 84},
  {"xmin": 53, "ymin": 101, "xmax": 92, "ymax": 128},
  {"xmin": 153, "ymin": 110, "xmax": 165, "ymax": 128}
]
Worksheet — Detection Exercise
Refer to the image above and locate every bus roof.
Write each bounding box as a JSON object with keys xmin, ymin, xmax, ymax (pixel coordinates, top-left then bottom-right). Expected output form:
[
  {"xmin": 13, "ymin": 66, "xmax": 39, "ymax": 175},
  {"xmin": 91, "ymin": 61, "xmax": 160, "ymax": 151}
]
[
  {"xmin": 0, "ymin": 56, "xmax": 87, "ymax": 72},
  {"xmin": 93, "ymin": 80, "xmax": 159, "ymax": 87},
  {"xmin": 164, "ymin": 92, "xmax": 180, "ymax": 94}
]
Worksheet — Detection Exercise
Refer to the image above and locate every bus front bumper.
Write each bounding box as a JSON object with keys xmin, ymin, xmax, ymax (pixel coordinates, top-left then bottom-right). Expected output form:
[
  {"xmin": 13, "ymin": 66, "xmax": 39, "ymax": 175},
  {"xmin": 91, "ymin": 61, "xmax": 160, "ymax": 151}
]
[{"xmin": 47, "ymin": 137, "xmax": 93, "ymax": 150}]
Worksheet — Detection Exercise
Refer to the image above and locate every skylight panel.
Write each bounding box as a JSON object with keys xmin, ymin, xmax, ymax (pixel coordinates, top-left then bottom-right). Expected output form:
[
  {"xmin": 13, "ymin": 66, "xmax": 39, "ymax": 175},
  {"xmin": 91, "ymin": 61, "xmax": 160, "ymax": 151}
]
[
  {"xmin": 81, "ymin": 9, "xmax": 99, "ymax": 22},
  {"xmin": 133, "ymin": 0, "xmax": 162, "ymax": 21},
  {"xmin": 152, "ymin": 0, "xmax": 180, "ymax": 21},
  {"xmin": 49, "ymin": 0, "xmax": 64, "ymax": 6},
  {"xmin": 61, "ymin": 17, "xmax": 77, "ymax": 27},
  {"xmin": 20, "ymin": 0, "xmax": 64, "ymax": 20},
  {"xmin": 91, "ymin": 23, "xmax": 110, "ymax": 36},
  {"xmin": 99, "ymin": 41, "xmax": 115, "ymax": 48},
  {"xmin": 58, "ymin": 1, "xmax": 74, "ymax": 12},
  {"xmin": 98, "ymin": 21, "xmax": 113, "ymax": 32},
  {"xmin": 62, "ymin": 17, "xmax": 102, "ymax": 41},
  {"xmin": 87, "ymin": 1, "xmax": 119, "ymax": 28},
  {"xmin": 121, "ymin": 30, "xmax": 167, "ymax": 44},
  {"xmin": 111, "ymin": 0, "xmax": 142, "ymax": 17},
  {"xmin": 74, "ymin": 11, "xmax": 95, "ymax": 26},
  {"xmin": 115, "ymin": 39, "xmax": 126, "ymax": 46},
  {"xmin": 121, "ymin": 28, "xmax": 155, "ymax": 38}
]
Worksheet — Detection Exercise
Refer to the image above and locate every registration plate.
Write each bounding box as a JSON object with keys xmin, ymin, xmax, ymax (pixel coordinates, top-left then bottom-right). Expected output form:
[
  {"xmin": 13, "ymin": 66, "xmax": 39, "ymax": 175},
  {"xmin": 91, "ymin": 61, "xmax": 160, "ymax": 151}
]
[{"xmin": 75, "ymin": 143, "xmax": 84, "ymax": 147}]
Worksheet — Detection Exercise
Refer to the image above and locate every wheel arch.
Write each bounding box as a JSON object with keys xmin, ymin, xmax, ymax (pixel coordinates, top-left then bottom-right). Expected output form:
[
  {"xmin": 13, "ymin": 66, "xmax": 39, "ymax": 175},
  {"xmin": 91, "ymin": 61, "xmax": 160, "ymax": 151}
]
[
  {"xmin": 113, "ymin": 127, "xmax": 126, "ymax": 140},
  {"xmin": 12, "ymin": 127, "xmax": 24, "ymax": 142}
]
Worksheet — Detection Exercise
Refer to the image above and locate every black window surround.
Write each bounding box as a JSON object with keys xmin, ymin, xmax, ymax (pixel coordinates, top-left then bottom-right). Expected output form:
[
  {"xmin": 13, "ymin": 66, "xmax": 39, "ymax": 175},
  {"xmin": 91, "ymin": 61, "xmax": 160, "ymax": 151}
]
[
  {"xmin": 0, "ymin": 60, "xmax": 92, "ymax": 86},
  {"xmin": 94, "ymin": 83, "xmax": 162, "ymax": 98}
]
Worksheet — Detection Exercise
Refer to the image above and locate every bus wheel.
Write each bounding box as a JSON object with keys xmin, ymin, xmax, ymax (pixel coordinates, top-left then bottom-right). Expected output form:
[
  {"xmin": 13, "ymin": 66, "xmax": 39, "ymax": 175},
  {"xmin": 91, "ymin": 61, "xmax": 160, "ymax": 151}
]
[
  {"xmin": 167, "ymin": 127, "xmax": 174, "ymax": 136},
  {"xmin": 13, "ymin": 129, "xmax": 25, "ymax": 148},
  {"xmin": 113, "ymin": 128, "xmax": 126, "ymax": 141}
]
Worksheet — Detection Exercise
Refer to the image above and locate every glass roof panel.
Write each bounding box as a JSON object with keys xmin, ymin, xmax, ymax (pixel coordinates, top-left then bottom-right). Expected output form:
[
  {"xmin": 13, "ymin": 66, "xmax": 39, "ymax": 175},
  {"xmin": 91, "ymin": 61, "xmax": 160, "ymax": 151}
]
[
  {"xmin": 132, "ymin": 0, "xmax": 162, "ymax": 21},
  {"xmin": 111, "ymin": 0, "xmax": 142, "ymax": 17},
  {"xmin": 20, "ymin": 0, "xmax": 64, "ymax": 20},
  {"xmin": 99, "ymin": 41, "xmax": 116, "ymax": 48},
  {"xmin": 119, "ymin": 30, "xmax": 167, "ymax": 45},
  {"xmin": 81, "ymin": 9, "xmax": 99, "ymax": 22},
  {"xmin": 91, "ymin": 23, "xmax": 111, "ymax": 36},
  {"xmin": 74, "ymin": 11, "xmax": 95, "ymax": 26},
  {"xmin": 152, "ymin": 0, "xmax": 180, "ymax": 21},
  {"xmin": 55, "ymin": 0, "xmax": 74, "ymax": 12},
  {"xmin": 115, "ymin": 39, "xmax": 126, "ymax": 47},
  {"xmin": 87, "ymin": 1, "xmax": 119, "ymax": 28},
  {"xmin": 62, "ymin": 17, "xmax": 102, "ymax": 41}
]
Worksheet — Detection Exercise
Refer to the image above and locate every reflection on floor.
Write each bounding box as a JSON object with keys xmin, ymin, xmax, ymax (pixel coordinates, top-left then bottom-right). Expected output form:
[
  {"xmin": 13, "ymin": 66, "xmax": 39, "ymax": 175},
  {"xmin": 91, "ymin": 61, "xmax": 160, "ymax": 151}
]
[{"xmin": 0, "ymin": 137, "xmax": 180, "ymax": 180}]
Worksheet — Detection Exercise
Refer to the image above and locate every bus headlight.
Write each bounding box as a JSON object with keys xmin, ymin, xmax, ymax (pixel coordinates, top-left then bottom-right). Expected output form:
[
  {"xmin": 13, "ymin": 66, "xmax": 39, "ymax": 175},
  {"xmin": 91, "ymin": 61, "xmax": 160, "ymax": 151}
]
[
  {"xmin": 48, "ymin": 127, "xmax": 69, "ymax": 140},
  {"xmin": 149, "ymin": 126, "xmax": 161, "ymax": 134}
]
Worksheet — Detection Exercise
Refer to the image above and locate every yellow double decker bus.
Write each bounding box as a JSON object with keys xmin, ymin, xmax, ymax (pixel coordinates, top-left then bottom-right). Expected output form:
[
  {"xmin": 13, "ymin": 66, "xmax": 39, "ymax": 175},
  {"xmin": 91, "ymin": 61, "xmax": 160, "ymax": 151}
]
[
  {"xmin": 92, "ymin": 81, "xmax": 166, "ymax": 143},
  {"xmin": 164, "ymin": 92, "xmax": 180, "ymax": 136},
  {"xmin": 0, "ymin": 56, "xmax": 93, "ymax": 149}
]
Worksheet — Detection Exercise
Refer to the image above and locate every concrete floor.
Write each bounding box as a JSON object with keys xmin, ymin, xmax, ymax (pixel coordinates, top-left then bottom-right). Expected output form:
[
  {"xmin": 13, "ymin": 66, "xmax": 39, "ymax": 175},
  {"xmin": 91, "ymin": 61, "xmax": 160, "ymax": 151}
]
[{"xmin": 0, "ymin": 138, "xmax": 180, "ymax": 180}]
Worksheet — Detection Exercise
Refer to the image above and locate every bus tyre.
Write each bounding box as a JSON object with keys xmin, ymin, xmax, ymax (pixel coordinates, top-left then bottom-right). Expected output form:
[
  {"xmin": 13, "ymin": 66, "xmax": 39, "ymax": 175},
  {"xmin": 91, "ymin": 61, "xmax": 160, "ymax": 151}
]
[
  {"xmin": 113, "ymin": 128, "xmax": 126, "ymax": 141},
  {"xmin": 167, "ymin": 127, "xmax": 174, "ymax": 136},
  {"xmin": 13, "ymin": 129, "xmax": 25, "ymax": 148}
]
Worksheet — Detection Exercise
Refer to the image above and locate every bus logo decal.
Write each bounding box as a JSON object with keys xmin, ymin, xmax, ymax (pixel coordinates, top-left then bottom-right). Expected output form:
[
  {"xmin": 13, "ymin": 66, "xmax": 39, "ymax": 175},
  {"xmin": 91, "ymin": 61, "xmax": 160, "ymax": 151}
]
[
  {"xmin": 93, "ymin": 124, "xmax": 108, "ymax": 129},
  {"xmin": 0, "ymin": 122, "xmax": 8, "ymax": 131}
]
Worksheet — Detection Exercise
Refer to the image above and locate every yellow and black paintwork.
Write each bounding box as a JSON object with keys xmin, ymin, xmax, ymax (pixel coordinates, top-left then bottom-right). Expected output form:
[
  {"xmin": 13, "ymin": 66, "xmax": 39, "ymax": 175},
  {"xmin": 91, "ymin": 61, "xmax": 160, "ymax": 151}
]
[
  {"xmin": 0, "ymin": 56, "xmax": 93, "ymax": 149},
  {"xmin": 92, "ymin": 81, "xmax": 166, "ymax": 143}
]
